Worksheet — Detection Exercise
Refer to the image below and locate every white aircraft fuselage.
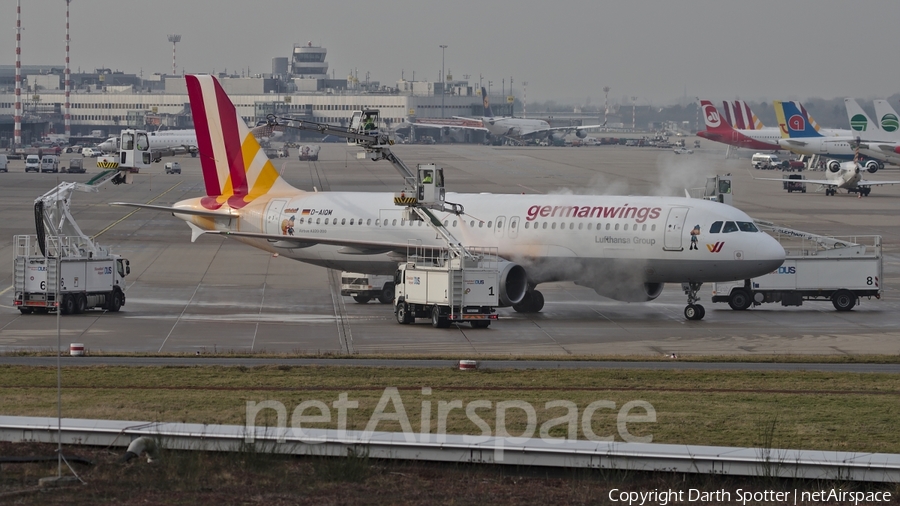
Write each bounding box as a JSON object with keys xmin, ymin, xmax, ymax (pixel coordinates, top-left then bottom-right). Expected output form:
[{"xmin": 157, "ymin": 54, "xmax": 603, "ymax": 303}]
[{"xmin": 172, "ymin": 192, "xmax": 785, "ymax": 300}]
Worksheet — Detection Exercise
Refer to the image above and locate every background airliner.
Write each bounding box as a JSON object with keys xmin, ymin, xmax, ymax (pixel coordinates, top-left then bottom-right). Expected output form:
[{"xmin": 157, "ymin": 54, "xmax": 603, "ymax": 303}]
[
  {"xmin": 696, "ymin": 100, "xmax": 783, "ymax": 150},
  {"xmin": 774, "ymin": 101, "xmax": 888, "ymax": 173},
  {"xmin": 113, "ymin": 75, "xmax": 785, "ymax": 321},
  {"xmin": 99, "ymin": 129, "xmax": 198, "ymax": 160},
  {"xmin": 417, "ymin": 87, "xmax": 604, "ymax": 144}
]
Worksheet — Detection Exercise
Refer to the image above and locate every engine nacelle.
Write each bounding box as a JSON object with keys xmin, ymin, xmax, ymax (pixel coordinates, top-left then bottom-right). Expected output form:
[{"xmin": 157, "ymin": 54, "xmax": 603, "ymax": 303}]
[
  {"xmin": 864, "ymin": 159, "xmax": 880, "ymax": 173},
  {"xmin": 827, "ymin": 160, "xmax": 842, "ymax": 173},
  {"xmin": 589, "ymin": 282, "xmax": 665, "ymax": 303},
  {"xmin": 497, "ymin": 261, "xmax": 528, "ymax": 307},
  {"xmin": 575, "ymin": 129, "xmax": 587, "ymax": 139}
]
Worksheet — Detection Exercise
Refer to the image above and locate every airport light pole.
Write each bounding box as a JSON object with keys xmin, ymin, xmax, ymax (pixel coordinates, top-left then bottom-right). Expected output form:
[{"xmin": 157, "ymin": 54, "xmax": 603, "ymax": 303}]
[
  {"xmin": 522, "ymin": 81, "xmax": 528, "ymax": 117},
  {"xmin": 632, "ymin": 96, "xmax": 637, "ymax": 132},
  {"xmin": 439, "ymin": 45, "xmax": 447, "ymax": 118},
  {"xmin": 603, "ymin": 86, "xmax": 610, "ymax": 131}
]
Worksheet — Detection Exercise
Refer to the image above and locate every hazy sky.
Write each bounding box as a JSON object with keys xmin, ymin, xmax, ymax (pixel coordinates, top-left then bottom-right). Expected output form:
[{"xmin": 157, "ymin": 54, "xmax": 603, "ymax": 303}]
[{"xmin": 2, "ymin": 0, "xmax": 899, "ymax": 105}]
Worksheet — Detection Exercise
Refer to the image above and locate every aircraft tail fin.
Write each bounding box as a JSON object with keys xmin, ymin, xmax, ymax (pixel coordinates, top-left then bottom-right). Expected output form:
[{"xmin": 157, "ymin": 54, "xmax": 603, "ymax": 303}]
[
  {"xmin": 481, "ymin": 87, "xmax": 495, "ymax": 118},
  {"xmin": 722, "ymin": 101, "xmax": 764, "ymax": 130},
  {"xmin": 185, "ymin": 74, "xmax": 298, "ymax": 210},
  {"xmin": 845, "ymin": 98, "xmax": 880, "ymax": 134},
  {"xmin": 872, "ymin": 100, "xmax": 899, "ymax": 133},
  {"xmin": 774, "ymin": 100, "xmax": 822, "ymax": 138},
  {"xmin": 699, "ymin": 100, "xmax": 731, "ymax": 132}
]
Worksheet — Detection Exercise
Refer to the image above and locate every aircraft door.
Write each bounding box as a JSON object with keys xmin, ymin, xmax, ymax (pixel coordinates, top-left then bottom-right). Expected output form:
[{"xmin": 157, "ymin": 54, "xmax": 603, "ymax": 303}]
[
  {"xmin": 494, "ymin": 216, "xmax": 506, "ymax": 239},
  {"xmin": 264, "ymin": 199, "xmax": 289, "ymax": 235},
  {"xmin": 508, "ymin": 216, "xmax": 520, "ymax": 239},
  {"xmin": 663, "ymin": 207, "xmax": 689, "ymax": 251}
]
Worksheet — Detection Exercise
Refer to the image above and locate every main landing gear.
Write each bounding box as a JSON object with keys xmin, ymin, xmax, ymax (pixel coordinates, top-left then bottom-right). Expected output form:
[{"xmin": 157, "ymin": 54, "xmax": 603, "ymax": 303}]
[{"xmin": 682, "ymin": 282, "xmax": 705, "ymax": 321}]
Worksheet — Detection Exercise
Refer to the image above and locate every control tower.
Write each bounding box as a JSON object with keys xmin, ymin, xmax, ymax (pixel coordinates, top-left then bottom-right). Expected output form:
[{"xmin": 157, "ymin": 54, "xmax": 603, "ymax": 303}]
[{"xmin": 290, "ymin": 42, "xmax": 328, "ymax": 78}]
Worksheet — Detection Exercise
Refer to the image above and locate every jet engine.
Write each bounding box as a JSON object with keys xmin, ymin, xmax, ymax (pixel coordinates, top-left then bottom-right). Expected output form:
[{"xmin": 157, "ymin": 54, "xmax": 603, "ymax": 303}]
[
  {"xmin": 496, "ymin": 261, "xmax": 528, "ymax": 306},
  {"xmin": 827, "ymin": 160, "xmax": 842, "ymax": 173},
  {"xmin": 585, "ymin": 282, "xmax": 665, "ymax": 302},
  {"xmin": 864, "ymin": 159, "xmax": 880, "ymax": 173},
  {"xmin": 575, "ymin": 129, "xmax": 588, "ymax": 139}
]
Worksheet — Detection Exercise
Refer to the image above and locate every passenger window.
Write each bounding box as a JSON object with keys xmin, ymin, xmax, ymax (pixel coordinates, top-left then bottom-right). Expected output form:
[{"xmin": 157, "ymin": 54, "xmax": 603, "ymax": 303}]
[
  {"xmin": 542, "ymin": 222, "xmax": 547, "ymax": 229},
  {"xmin": 375, "ymin": 219, "xmax": 380, "ymax": 226},
  {"xmin": 478, "ymin": 222, "xmax": 484, "ymax": 228},
  {"xmin": 470, "ymin": 221, "xmax": 475, "ymax": 227},
  {"xmin": 578, "ymin": 223, "xmax": 583, "ymax": 230},
  {"xmin": 487, "ymin": 221, "xmax": 492, "ymax": 228},
  {"xmin": 606, "ymin": 223, "xmax": 610, "ymax": 230},
  {"xmin": 324, "ymin": 218, "xmax": 329, "ymax": 225},
  {"xmin": 551, "ymin": 223, "xmax": 557, "ymax": 230},
  {"xmin": 452, "ymin": 220, "xmax": 457, "ymax": 227},
  {"xmin": 367, "ymin": 219, "xmax": 371, "ymax": 225},
  {"xmin": 623, "ymin": 224, "xmax": 628, "ymax": 231},
  {"xmin": 316, "ymin": 218, "xmax": 321, "ymax": 225},
  {"xmin": 349, "ymin": 219, "xmax": 354, "ymax": 225},
  {"xmin": 615, "ymin": 224, "xmax": 619, "ymax": 231},
  {"xmin": 525, "ymin": 222, "xmax": 530, "ymax": 229},
  {"xmin": 651, "ymin": 225, "xmax": 656, "ymax": 231},
  {"xmin": 642, "ymin": 224, "xmax": 646, "ymax": 231},
  {"xmin": 709, "ymin": 221, "xmax": 723, "ymax": 234},
  {"xmin": 497, "ymin": 221, "xmax": 503, "ymax": 228},
  {"xmin": 392, "ymin": 219, "xmax": 397, "ymax": 226},
  {"xmin": 722, "ymin": 221, "xmax": 738, "ymax": 233},
  {"xmin": 444, "ymin": 220, "xmax": 449, "ymax": 227},
  {"xmin": 341, "ymin": 218, "xmax": 346, "ymax": 225}
]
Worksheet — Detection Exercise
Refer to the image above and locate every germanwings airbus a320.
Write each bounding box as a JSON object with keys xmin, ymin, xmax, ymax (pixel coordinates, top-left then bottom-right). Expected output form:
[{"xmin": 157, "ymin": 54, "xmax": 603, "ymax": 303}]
[{"xmin": 114, "ymin": 75, "xmax": 784, "ymax": 321}]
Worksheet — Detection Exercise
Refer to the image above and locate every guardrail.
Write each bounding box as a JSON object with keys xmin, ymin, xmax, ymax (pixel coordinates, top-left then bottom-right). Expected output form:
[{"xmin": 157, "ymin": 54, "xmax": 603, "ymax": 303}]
[{"xmin": 2, "ymin": 416, "xmax": 898, "ymax": 482}]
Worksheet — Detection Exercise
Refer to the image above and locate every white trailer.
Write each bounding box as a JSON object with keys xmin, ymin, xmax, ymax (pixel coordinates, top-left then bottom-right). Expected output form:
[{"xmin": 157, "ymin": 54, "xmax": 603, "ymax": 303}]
[
  {"xmin": 14, "ymin": 235, "xmax": 129, "ymax": 314},
  {"xmin": 712, "ymin": 232, "xmax": 881, "ymax": 311},
  {"xmin": 395, "ymin": 245, "xmax": 499, "ymax": 328}
]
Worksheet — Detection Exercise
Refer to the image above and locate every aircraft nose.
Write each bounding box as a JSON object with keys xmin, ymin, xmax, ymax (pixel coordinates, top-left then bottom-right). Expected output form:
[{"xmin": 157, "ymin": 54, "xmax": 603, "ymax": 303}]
[{"xmin": 757, "ymin": 233, "xmax": 786, "ymax": 270}]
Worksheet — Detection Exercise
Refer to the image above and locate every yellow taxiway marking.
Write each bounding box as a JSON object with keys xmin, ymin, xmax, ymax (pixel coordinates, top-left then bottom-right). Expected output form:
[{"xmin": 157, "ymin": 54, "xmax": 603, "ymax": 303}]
[{"xmin": 94, "ymin": 182, "xmax": 183, "ymax": 238}]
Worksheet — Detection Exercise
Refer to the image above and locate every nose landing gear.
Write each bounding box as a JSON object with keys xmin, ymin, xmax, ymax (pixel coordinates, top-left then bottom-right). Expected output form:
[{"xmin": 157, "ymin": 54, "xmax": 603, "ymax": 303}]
[{"xmin": 682, "ymin": 282, "xmax": 705, "ymax": 321}]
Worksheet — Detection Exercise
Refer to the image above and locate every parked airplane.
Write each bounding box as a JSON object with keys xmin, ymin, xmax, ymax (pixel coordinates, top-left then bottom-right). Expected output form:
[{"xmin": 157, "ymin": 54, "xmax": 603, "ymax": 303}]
[
  {"xmin": 417, "ymin": 87, "xmax": 604, "ymax": 144},
  {"xmin": 696, "ymin": 100, "xmax": 783, "ymax": 150},
  {"xmin": 845, "ymin": 99, "xmax": 900, "ymax": 167},
  {"xmin": 720, "ymin": 100, "xmax": 765, "ymax": 130},
  {"xmin": 98, "ymin": 129, "xmax": 198, "ymax": 161},
  {"xmin": 774, "ymin": 100, "xmax": 886, "ymax": 172},
  {"xmin": 113, "ymin": 75, "xmax": 785, "ymax": 321},
  {"xmin": 753, "ymin": 158, "xmax": 900, "ymax": 196}
]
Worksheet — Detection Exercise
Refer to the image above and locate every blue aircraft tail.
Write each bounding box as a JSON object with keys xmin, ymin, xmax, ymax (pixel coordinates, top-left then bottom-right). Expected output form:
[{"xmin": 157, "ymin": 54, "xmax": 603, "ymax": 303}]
[{"xmin": 775, "ymin": 100, "xmax": 823, "ymax": 138}]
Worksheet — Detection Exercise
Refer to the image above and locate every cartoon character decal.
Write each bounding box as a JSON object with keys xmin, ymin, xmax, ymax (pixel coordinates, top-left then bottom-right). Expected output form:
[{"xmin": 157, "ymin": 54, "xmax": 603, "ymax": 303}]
[
  {"xmin": 281, "ymin": 215, "xmax": 295, "ymax": 236},
  {"xmin": 689, "ymin": 225, "xmax": 700, "ymax": 250}
]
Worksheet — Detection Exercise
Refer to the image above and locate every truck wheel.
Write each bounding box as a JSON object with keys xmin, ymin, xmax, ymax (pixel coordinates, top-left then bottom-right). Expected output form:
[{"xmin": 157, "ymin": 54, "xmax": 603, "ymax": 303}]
[
  {"xmin": 831, "ymin": 290, "xmax": 856, "ymax": 311},
  {"xmin": 75, "ymin": 294, "xmax": 87, "ymax": 314},
  {"xmin": 353, "ymin": 295, "xmax": 370, "ymax": 304},
  {"xmin": 107, "ymin": 290, "xmax": 123, "ymax": 312},
  {"xmin": 60, "ymin": 295, "xmax": 75, "ymax": 315},
  {"xmin": 18, "ymin": 307, "xmax": 33, "ymax": 315},
  {"xmin": 396, "ymin": 302, "xmax": 412, "ymax": 324},
  {"xmin": 728, "ymin": 289, "xmax": 752, "ymax": 311},
  {"xmin": 378, "ymin": 283, "xmax": 394, "ymax": 304},
  {"xmin": 431, "ymin": 306, "xmax": 449, "ymax": 328}
]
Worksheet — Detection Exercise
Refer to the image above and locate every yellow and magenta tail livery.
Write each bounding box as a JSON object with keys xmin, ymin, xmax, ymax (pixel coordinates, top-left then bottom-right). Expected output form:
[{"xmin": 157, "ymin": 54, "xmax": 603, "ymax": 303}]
[{"xmin": 186, "ymin": 74, "xmax": 296, "ymax": 210}]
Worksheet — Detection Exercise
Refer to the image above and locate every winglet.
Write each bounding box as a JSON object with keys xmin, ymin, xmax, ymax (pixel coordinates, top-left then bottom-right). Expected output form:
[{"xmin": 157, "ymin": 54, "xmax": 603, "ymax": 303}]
[{"xmin": 188, "ymin": 221, "xmax": 207, "ymax": 243}]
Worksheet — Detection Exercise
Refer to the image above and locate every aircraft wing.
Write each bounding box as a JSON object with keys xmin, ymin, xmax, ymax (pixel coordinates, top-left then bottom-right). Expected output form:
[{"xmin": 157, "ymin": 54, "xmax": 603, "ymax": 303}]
[
  {"xmin": 516, "ymin": 124, "xmax": 606, "ymax": 140},
  {"xmin": 780, "ymin": 139, "xmax": 809, "ymax": 147},
  {"xmin": 749, "ymin": 176, "xmax": 838, "ymax": 187},
  {"xmin": 411, "ymin": 119, "xmax": 487, "ymax": 132},
  {"xmin": 857, "ymin": 179, "xmax": 900, "ymax": 187}
]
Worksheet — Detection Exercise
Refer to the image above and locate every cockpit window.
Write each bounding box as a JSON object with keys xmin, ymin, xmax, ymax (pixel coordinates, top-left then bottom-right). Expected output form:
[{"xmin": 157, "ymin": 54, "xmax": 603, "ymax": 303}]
[
  {"xmin": 722, "ymin": 221, "xmax": 738, "ymax": 233},
  {"xmin": 709, "ymin": 221, "xmax": 723, "ymax": 234},
  {"xmin": 737, "ymin": 221, "xmax": 758, "ymax": 232}
]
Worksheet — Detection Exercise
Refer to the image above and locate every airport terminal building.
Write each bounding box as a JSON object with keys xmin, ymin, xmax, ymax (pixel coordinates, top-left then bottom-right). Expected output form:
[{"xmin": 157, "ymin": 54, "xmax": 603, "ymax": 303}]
[{"xmin": 0, "ymin": 44, "xmax": 487, "ymax": 145}]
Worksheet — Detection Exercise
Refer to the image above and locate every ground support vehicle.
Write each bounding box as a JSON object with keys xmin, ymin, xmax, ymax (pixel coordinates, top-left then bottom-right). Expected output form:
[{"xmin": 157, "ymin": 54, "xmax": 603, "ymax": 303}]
[
  {"xmin": 14, "ymin": 235, "xmax": 128, "ymax": 314},
  {"xmin": 783, "ymin": 174, "xmax": 806, "ymax": 193},
  {"xmin": 65, "ymin": 157, "xmax": 84, "ymax": 173},
  {"xmin": 165, "ymin": 162, "xmax": 181, "ymax": 174},
  {"xmin": 341, "ymin": 272, "xmax": 394, "ymax": 304},
  {"xmin": 712, "ymin": 224, "xmax": 881, "ymax": 312},
  {"xmin": 12, "ymin": 170, "xmax": 132, "ymax": 315},
  {"xmin": 298, "ymin": 145, "xmax": 320, "ymax": 161},
  {"xmin": 394, "ymin": 244, "xmax": 499, "ymax": 328}
]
